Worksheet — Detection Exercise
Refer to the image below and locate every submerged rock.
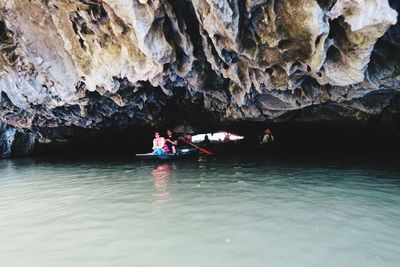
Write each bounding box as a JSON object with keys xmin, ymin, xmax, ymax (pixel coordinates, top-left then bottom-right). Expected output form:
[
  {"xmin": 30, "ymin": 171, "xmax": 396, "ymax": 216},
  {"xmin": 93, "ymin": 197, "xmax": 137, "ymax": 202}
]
[{"xmin": 0, "ymin": 0, "xmax": 399, "ymax": 156}]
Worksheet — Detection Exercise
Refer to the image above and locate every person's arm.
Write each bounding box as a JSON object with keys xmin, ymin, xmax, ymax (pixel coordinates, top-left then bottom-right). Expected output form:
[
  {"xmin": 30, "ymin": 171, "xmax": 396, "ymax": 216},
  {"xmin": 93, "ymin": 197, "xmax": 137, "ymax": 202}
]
[
  {"xmin": 168, "ymin": 138, "xmax": 178, "ymax": 145},
  {"xmin": 160, "ymin": 137, "xmax": 165, "ymax": 147},
  {"xmin": 152, "ymin": 139, "xmax": 157, "ymax": 150}
]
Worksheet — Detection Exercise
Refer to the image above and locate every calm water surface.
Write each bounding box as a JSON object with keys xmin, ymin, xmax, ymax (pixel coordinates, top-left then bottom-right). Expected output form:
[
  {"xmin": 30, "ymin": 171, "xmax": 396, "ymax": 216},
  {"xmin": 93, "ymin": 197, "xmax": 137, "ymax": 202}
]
[{"xmin": 0, "ymin": 157, "xmax": 400, "ymax": 267}]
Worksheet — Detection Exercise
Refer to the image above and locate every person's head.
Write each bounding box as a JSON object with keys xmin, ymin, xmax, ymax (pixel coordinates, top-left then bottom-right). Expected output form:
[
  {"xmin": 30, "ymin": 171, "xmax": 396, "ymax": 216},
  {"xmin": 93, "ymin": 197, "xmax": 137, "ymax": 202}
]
[
  {"xmin": 264, "ymin": 128, "xmax": 271, "ymax": 134},
  {"xmin": 154, "ymin": 132, "xmax": 160, "ymax": 138},
  {"xmin": 167, "ymin": 129, "xmax": 173, "ymax": 136}
]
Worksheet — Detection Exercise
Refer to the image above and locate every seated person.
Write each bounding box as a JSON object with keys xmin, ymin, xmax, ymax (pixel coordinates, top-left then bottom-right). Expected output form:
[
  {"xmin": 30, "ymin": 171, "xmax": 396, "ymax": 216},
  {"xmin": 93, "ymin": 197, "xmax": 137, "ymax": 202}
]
[
  {"xmin": 202, "ymin": 135, "xmax": 211, "ymax": 147},
  {"xmin": 165, "ymin": 129, "xmax": 178, "ymax": 154},
  {"xmin": 178, "ymin": 133, "xmax": 192, "ymax": 147},
  {"xmin": 261, "ymin": 128, "xmax": 274, "ymax": 144},
  {"xmin": 152, "ymin": 132, "xmax": 168, "ymax": 155},
  {"xmin": 181, "ymin": 133, "xmax": 192, "ymax": 142}
]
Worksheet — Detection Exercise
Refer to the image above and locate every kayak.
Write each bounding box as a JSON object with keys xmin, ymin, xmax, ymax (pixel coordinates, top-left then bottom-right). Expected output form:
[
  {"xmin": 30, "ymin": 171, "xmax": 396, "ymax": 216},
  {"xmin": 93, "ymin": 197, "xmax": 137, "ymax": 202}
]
[{"xmin": 135, "ymin": 148, "xmax": 198, "ymax": 161}]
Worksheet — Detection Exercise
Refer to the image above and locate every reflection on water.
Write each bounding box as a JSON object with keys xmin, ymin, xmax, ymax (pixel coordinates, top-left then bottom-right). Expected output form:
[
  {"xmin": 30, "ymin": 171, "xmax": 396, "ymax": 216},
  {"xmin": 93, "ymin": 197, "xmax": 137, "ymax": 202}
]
[
  {"xmin": 152, "ymin": 164, "xmax": 172, "ymax": 204},
  {"xmin": 0, "ymin": 158, "xmax": 400, "ymax": 267}
]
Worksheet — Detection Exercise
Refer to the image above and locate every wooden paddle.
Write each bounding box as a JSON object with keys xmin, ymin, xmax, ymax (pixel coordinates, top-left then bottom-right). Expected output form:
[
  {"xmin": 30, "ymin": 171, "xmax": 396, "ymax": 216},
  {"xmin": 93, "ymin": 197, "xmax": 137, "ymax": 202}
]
[{"xmin": 182, "ymin": 139, "xmax": 213, "ymax": 156}]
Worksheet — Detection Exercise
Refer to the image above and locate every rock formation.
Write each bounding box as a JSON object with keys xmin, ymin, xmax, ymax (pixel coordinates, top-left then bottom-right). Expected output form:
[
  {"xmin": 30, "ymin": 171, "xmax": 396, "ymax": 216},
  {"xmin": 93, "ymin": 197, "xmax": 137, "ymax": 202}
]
[{"xmin": 0, "ymin": 0, "xmax": 399, "ymax": 157}]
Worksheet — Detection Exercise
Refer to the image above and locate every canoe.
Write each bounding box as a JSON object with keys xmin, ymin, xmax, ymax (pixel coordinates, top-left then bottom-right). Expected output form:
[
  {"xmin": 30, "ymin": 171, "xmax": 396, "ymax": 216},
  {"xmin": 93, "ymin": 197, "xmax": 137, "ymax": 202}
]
[{"xmin": 135, "ymin": 148, "xmax": 197, "ymax": 160}]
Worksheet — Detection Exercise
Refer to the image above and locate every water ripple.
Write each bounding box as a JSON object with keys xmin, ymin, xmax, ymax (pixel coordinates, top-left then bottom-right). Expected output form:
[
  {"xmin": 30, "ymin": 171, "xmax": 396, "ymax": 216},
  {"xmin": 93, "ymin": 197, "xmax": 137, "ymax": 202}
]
[{"xmin": 1, "ymin": 158, "xmax": 400, "ymax": 267}]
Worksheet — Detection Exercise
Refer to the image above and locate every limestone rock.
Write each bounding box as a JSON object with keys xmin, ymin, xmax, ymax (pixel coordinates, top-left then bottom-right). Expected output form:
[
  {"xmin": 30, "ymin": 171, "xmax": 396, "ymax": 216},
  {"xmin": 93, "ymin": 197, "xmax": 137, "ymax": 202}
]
[
  {"xmin": 0, "ymin": 120, "xmax": 35, "ymax": 158},
  {"xmin": 0, "ymin": 0, "xmax": 399, "ymax": 156}
]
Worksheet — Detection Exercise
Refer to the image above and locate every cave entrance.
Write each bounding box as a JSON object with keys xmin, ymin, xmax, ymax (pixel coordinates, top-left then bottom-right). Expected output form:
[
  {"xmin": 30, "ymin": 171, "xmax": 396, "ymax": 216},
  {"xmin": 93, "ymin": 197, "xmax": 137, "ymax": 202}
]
[
  {"xmin": 191, "ymin": 132, "xmax": 245, "ymax": 144},
  {"xmin": 31, "ymin": 118, "xmax": 400, "ymax": 159}
]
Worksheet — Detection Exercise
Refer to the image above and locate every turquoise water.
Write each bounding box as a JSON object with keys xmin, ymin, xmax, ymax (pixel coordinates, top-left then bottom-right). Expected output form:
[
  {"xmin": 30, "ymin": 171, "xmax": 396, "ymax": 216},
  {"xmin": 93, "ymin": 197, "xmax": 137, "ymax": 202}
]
[{"xmin": 0, "ymin": 158, "xmax": 400, "ymax": 267}]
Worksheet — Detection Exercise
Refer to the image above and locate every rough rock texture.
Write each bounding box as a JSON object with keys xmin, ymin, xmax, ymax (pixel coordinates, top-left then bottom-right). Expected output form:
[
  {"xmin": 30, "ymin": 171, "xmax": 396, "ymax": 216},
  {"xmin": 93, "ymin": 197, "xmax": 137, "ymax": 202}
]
[
  {"xmin": 0, "ymin": 0, "xmax": 399, "ymax": 157},
  {"xmin": 0, "ymin": 120, "xmax": 35, "ymax": 158}
]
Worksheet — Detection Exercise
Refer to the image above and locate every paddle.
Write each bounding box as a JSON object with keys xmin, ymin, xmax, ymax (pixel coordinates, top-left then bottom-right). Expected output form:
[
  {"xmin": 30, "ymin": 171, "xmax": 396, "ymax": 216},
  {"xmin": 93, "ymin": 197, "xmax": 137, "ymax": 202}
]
[{"xmin": 182, "ymin": 139, "xmax": 213, "ymax": 156}]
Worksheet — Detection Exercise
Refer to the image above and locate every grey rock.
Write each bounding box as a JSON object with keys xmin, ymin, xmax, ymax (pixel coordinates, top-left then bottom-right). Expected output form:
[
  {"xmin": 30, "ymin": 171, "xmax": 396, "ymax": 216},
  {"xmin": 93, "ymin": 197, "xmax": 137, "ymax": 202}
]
[{"xmin": 0, "ymin": 0, "xmax": 399, "ymax": 157}]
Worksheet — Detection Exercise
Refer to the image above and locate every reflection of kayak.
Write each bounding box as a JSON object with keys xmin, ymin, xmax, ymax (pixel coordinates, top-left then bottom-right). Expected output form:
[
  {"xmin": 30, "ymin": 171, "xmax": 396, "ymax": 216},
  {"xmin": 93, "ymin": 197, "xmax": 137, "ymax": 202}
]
[{"xmin": 135, "ymin": 148, "xmax": 198, "ymax": 160}]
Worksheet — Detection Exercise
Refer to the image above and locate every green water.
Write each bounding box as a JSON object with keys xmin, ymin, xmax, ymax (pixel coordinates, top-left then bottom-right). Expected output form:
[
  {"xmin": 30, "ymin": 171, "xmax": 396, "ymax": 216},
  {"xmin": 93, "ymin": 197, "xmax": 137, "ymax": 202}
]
[{"xmin": 0, "ymin": 158, "xmax": 399, "ymax": 267}]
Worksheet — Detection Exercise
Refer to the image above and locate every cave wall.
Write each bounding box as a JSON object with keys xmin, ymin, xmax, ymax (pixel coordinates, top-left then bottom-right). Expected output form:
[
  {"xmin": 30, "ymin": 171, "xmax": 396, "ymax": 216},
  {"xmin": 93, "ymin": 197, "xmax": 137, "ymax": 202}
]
[
  {"xmin": 0, "ymin": 0, "xmax": 399, "ymax": 157},
  {"xmin": 0, "ymin": 120, "xmax": 35, "ymax": 158}
]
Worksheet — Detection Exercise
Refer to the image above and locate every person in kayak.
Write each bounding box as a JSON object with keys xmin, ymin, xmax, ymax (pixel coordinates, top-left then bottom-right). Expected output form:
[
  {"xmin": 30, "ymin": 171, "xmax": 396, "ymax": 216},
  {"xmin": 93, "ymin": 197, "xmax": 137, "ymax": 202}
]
[
  {"xmin": 181, "ymin": 133, "xmax": 192, "ymax": 143},
  {"xmin": 261, "ymin": 128, "xmax": 274, "ymax": 144},
  {"xmin": 202, "ymin": 135, "xmax": 211, "ymax": 147},
  {"xmin": 165, "ymin": 129, "xmax": 178, "ymax": 154},
  {"xmin": 152, "ymin": 132, "xmax": 167, "ymax": 155}
]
